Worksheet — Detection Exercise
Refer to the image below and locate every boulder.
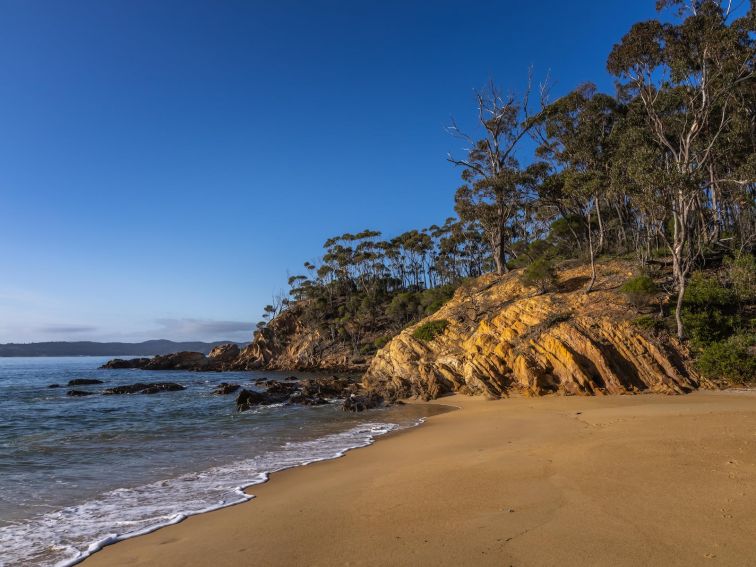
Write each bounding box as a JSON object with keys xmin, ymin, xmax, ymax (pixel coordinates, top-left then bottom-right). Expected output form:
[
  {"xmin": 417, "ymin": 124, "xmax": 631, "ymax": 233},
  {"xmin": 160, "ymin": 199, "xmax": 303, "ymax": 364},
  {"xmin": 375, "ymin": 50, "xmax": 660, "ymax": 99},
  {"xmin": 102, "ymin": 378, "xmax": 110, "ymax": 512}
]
[
  {"xmin": 48, "ymin": 384, "xmax": 60, "ymax": 388},
  {"xmin": 67, "ymin": 378, "xmax": 104, "ymax": 386},
  {"xmin": 342, "ymin": 392, "xmax": 384, "ymax": 412}
]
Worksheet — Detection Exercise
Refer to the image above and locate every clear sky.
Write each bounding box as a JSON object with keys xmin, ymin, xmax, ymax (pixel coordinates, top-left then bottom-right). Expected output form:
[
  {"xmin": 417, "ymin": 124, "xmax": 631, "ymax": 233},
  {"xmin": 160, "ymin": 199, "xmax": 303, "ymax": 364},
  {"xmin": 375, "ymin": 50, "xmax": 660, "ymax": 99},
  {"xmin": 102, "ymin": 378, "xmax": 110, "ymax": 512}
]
[{"xmin": 0, "ymin": 0, "xmax": 661, "ymax": 343}]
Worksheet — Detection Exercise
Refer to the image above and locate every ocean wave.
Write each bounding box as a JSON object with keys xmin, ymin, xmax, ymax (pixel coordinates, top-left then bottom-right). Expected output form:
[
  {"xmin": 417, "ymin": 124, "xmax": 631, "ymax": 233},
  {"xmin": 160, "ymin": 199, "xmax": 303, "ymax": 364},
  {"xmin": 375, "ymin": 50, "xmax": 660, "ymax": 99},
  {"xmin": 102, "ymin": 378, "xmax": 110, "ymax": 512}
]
[{"xmin": 0, "ymin": 421, "xmax": 410, "ymax": 567}]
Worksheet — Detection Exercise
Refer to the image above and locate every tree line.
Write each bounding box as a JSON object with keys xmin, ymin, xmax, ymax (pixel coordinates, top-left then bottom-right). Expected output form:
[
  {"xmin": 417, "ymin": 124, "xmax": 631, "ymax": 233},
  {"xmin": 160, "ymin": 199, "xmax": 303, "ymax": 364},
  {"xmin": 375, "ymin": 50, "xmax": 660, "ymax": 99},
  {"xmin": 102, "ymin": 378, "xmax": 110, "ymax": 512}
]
[{"xmin": 260, "ymin": 0, "xmax": 754, "ymax": 356}]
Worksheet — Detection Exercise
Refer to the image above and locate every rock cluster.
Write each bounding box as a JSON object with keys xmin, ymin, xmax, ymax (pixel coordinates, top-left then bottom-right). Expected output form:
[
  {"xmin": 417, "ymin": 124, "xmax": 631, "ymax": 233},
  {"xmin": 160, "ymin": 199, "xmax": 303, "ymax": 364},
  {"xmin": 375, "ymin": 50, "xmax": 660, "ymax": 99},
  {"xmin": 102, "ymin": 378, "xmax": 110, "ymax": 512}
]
[{"xmin": 234, "ymin": 375, "xmax": 382, "ymax": 412}]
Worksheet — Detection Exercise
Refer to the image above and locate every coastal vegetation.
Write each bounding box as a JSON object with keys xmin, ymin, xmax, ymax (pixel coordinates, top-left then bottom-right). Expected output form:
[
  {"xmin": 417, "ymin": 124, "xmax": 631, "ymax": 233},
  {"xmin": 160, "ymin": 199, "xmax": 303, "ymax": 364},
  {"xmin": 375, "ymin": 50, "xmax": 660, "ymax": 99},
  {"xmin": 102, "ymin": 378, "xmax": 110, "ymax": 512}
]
[{"xmin": 256, "ymin": 0, "xmax": 755, "ymax": 385}]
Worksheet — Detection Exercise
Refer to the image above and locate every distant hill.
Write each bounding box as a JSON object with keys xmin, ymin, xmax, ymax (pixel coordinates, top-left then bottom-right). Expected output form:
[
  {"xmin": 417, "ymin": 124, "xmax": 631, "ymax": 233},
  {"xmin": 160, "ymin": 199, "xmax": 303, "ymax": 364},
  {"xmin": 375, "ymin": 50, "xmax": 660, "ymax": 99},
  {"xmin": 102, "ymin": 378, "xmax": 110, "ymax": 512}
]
[{"xmin": 0, "ymin": 340, "xmax": 246, "ymax": 357}]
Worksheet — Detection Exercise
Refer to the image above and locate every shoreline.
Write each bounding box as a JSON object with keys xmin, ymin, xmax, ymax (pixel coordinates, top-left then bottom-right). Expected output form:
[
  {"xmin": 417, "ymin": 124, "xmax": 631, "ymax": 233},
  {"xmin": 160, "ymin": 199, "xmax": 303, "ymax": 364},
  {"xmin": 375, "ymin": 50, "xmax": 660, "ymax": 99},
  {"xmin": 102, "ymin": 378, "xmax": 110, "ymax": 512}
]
[{"xmin": 82, "ymin": 390, "xmax": 756, "ymax": 566}]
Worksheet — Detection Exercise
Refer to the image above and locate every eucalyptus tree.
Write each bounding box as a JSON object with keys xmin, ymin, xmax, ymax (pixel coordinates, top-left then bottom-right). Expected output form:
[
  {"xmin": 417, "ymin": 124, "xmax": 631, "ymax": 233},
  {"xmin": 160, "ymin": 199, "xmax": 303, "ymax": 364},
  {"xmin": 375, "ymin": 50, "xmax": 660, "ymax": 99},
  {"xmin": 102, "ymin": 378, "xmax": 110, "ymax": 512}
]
[
  {"xmin": 448, "ymin": 78, "xmax": 549, "ymax": 275},
  {"xmin": 607, "ymin": 0, "xmax": 755, "ymax": 337},
  {"xmin": 535, "ymin": 84, "xmax": 622, "ymax": 291}
]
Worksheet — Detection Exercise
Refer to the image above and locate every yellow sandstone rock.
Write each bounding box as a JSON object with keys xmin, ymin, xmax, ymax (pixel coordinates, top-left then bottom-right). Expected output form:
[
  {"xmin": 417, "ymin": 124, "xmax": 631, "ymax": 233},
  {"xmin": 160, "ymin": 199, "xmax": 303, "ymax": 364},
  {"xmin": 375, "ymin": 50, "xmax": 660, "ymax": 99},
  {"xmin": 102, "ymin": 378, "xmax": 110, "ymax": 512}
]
[{"xmin": 363, "ymin": 260, "xmax": 706, "ymax": 400}]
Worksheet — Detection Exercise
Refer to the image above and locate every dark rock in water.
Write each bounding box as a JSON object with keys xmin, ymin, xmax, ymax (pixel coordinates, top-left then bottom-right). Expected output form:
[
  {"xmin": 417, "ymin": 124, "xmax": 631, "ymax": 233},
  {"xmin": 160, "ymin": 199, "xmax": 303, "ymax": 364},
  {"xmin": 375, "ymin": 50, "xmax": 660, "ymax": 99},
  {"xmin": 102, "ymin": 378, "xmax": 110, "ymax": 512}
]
[
  {"xmin": 141, "ymin": 383, "xmax": 185, "ymax": 394},
  {"xmin": 265, "ymin": 381, "xmax": 300, "ymax": 396},
  {"xmin": 48, "ymin": 384, "xmax": 61, "ymax": 388},
  {"xmin": 213, "ymin": 382, "xmax": 241, "ymax": 395},
  {"xmin": 143, "ymin": 352, "xmax": 209, "ymax": 371},
  {"xmin": 101, "ymin": 358, "xmax": 150, "ymax": 369},
  {"xmin": 235, "ymin": 388, "xmax": 291, "ymax": 411},
  {"xmin": 67, "ymin": 378, "xmax": 104, "ymax": 386},
  {"xmin": 300, "ymin": 375, "xmax": 354, "ymax": 399},
  {"xmin": 236, "ymin": 389, "xmax": 267, "ymax": 411},
  {"xmin": 101, "ymin": 352, "xmax": 213, "ymax": 371},
  {"xmin": 342, "ymin": 392, "xmax": 384, "ymax": 412},
  {"xmin": 67, "ymin": 389, "xmax": 95, "ymax": 397},
  {"xmin": 102, "ymin": 382, "xmax": 185, "ymax": 395},
  {"xmin": 285, "ymin": 376, "xmax": 299, "ymax": 381},
  {"xmin": 288, "ymin": 391, "xmax": 328, "ymax": 406}
]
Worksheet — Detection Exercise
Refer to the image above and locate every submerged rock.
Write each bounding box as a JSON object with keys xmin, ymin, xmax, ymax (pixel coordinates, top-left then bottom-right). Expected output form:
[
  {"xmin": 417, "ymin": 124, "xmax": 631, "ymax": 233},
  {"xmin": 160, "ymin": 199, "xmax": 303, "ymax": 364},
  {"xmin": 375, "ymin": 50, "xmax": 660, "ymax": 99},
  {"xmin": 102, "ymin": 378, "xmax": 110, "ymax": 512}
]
[
  {"xmin": 213, "ymin": 382, "xmax": 241, "ymax": 395},
  {"xmin": 47, "ymin": 384, "xmax": 60, "ymax": 388},
  {"xmin": 67, "ymin": 390, "xmax": 95, "ymax": 397},
  {"xmin": 67, "ymin": 378, "xmax": 104, "ymax": 386},
  {"xmin": 102, "ymin": 382, "xmax": 185, "ymax": 395}
]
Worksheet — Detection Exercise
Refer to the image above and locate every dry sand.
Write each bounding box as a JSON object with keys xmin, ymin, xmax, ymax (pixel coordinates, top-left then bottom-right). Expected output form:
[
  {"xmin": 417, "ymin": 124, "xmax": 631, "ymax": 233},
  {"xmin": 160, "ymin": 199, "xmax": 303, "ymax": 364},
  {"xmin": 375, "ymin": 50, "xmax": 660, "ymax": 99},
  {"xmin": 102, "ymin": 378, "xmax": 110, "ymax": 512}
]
[{"xmin": 83, "ymin": 390, "xmax": 756, "ymax": 566}]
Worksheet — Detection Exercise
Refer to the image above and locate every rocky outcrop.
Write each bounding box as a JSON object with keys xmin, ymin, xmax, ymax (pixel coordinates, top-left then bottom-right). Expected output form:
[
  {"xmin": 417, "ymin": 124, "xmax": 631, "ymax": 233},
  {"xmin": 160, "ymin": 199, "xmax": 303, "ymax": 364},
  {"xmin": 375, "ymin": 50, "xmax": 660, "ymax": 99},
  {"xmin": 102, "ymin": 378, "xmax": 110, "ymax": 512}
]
[
  {"xmin": 234, "ymin": 376, "xmax": 379, "ymax": 412},
  {"xmin": 102, "ymin": 382, "xmax": 186, "ymax": 395},
  {"xmin": 364, "ymin": 261, "xmax": 708, "ymax": 400},
  {"xmin": 232, "ymin": 306, "xmax": 368, "ymax": 372},
  {"xmin": 102, "ymin": 347, "xmax": 241, "ymax": 372},
  {"xmin": 102, "ymin": 358, "xmax": 151, "ymax": 369},
  {"xmin": 208, "ymin": 343, "xmax": 241, "ymax": 369}
]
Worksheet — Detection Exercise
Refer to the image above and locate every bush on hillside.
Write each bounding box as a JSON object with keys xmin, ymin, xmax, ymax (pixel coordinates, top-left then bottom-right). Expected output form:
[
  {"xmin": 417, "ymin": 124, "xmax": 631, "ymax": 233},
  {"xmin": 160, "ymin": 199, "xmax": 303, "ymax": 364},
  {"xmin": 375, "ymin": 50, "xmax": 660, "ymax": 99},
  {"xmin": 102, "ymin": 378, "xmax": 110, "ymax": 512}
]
[
  {"xmin": 697, "ymin": 333, "xmax": 756, "ymax": 385},
  {"xmin": 412, "ymin": 319, "xmax": 449, "ymax": 342},
  {"xmin": 620, "ymin": 275, "xmax": 658, "ymax": 308},
  {"xmin": 723, "ymin": 253, "xmax": 756, "ymax": 304},
  {"xmin": 520, "ymin": 257, "xmax": 557, "ymax": 294},
  {"xmin": 682, "ymin": 272, "xmax": 739, "ymax": 348}
]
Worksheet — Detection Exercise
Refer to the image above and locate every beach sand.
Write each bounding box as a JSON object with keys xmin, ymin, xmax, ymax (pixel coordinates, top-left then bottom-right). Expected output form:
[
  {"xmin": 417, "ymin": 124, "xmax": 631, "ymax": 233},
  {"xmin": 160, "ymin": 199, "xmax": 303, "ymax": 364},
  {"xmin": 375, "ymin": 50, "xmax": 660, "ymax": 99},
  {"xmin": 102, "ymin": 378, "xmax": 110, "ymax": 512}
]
[{"xmin": 83, "ymin": 390, "xmax": 756, "ymax": 566}]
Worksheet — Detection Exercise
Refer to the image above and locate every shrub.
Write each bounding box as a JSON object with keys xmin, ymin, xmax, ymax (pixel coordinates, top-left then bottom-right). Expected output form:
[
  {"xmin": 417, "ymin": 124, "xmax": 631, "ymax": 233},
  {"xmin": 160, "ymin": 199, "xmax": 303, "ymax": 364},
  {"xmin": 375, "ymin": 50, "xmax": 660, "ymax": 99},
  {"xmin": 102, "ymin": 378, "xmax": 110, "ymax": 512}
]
[
  {"xmin": 723, "ymin": 253, "xmax": 756, "ymax": 304},
  {"xmin": 697, "ymin": 333, "xmax": 756, "ymax": 385},
  {"xmin": 633, "ymin": 315, "xmax": 665, "ymax": 333},
  {"xmin": 520, "ymin": 257, "xmax": 557, "ymax": 294},
  {"xmin": 682, "ymin": 272, "xmax": 739, "ymax": 348},
  {"xmin": 373, "ymin": 336, "xmax": 391, "ymax": 350},
  {"xmin": 683, "ymin": 272, "xmax": 735, "ymax": 309},
  {"xmin": 412, "ymin": 319, "xmax": 449, "ymax": 342},
  {"xmin": 620, "ymin": 275, "xmax": 658, "ymax": 308}
]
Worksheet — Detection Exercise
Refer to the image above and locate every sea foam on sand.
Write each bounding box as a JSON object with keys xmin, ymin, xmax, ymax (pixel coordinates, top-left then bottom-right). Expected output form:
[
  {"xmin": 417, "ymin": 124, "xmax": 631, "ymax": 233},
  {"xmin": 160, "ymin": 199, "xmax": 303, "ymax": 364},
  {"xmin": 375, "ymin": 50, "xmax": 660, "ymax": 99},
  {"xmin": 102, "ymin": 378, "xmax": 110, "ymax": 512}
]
[{"xmin": 0, "ymin": 421, "xmax": 411, "ymax": 567}]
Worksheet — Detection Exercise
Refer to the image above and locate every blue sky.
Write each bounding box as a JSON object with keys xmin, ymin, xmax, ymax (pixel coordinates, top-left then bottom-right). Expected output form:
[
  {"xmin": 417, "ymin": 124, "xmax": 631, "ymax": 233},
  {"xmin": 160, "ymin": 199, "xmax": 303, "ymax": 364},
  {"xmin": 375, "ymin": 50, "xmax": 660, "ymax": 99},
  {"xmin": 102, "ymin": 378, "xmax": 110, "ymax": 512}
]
[{"xmin": 0, "ymin": 0, "xmax": 661, "ymax": 343}]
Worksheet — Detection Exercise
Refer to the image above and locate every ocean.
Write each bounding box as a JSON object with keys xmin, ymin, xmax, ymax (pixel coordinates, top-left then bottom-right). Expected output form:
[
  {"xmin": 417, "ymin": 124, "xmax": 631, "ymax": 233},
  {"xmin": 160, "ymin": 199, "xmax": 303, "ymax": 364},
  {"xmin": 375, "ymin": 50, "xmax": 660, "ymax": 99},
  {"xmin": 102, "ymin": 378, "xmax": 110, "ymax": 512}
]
[{"xmin": 0, "ymin": 356, "xmax": 443, "ymax": 566}]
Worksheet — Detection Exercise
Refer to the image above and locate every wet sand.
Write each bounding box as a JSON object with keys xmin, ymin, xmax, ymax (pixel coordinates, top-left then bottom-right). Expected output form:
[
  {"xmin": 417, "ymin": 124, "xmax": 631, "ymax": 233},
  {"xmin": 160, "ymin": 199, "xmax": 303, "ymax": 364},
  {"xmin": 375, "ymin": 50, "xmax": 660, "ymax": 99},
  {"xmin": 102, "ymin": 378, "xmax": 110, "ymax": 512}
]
[{"xmin": 82, "ymin": 390, "xmax": 756, "ymax": 566}]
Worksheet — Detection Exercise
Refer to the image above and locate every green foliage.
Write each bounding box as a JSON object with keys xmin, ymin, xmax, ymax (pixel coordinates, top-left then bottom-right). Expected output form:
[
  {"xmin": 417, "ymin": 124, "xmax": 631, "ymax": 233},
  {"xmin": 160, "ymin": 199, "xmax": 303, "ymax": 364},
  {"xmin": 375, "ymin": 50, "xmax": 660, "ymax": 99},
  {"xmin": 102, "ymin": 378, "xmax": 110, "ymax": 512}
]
[
  {"xmin": 633, "ymin": 315, "xmax": 665, "ymax": 333},
  {"xmin": 412, "ymin": 319, "xmax": 449, "ymax": 342},
  {"xmin": 697, "ymin": 333, "xmax": 756, "ymax": 385},
  {"xmin": 683, "ymin": 272, "xmax": 736, "ymax": 309},
  {"xmin": 723, "ymin": 254, "xmax": 756, "ymax": 304},
  {"xmin": 682, "ymin": 272, "xmax": 740, "ymax": 349},
  {"xmin": 620, "ymin": 275, "xmax": 658, "ymax": 308},
  {"xmin": 386, "ymin": 285, "xmax": 457, "ymax": 326},
  {"xmin": 520, "ymin": 257, "xmax": 557, "ymax": 293},
  {"xmin": 373, "ymin": 336, "xmax": 391, "ymax": 350}
]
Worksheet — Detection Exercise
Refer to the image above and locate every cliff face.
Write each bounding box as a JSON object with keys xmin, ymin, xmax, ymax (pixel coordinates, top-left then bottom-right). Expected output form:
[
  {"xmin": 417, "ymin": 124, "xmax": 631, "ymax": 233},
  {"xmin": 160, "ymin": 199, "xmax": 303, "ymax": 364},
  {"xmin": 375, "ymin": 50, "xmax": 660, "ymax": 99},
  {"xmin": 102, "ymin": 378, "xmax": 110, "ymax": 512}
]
[
  {"xmin": 233, "ymin": 304, "xmax": 368, "ymax": 372},
  {"xmin": 363, "ymin": 261, "xmax": 708, "ymax": 400}
]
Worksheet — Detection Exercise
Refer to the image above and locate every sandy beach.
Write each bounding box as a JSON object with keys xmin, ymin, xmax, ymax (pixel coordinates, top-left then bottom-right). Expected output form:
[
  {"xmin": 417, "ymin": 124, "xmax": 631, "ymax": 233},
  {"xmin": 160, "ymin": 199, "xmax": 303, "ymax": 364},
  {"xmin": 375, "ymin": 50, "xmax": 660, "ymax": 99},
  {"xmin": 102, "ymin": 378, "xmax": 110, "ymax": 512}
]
[{"xmin": 82, "ymin": 390, "xmax": 756, "ymax": 566}]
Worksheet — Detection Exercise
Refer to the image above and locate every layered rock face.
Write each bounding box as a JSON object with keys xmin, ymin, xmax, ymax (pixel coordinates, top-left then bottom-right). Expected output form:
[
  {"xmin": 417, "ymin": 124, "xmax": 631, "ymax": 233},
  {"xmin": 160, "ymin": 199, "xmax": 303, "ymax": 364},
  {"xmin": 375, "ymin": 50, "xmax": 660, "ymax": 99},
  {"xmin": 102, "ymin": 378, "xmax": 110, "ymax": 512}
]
[
  {"xmin": 364, "ymin": 261, "xmax": 707, "ymax": 400},
  {"xmin": 233, "ymin": 305, "xmax": 368, "ymax": 371}
]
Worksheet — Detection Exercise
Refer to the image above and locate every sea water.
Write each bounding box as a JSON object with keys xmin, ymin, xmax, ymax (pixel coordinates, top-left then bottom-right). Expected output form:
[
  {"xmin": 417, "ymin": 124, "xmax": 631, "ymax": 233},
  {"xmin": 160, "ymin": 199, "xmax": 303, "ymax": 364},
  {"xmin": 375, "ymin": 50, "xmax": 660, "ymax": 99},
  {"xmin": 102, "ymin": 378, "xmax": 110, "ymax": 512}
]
[{"xmin": 0, "ymin": 357, "xmax": 443, "ymax": 566}]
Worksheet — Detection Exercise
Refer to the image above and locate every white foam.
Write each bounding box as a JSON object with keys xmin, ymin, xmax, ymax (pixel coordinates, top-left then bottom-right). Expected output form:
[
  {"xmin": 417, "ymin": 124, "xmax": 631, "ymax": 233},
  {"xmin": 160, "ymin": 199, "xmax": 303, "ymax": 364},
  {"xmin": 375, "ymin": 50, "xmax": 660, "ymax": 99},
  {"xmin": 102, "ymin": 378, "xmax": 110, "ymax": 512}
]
[{"xmin": 0, "ymin": 421, "xmax": 410, "ymax": 567}]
